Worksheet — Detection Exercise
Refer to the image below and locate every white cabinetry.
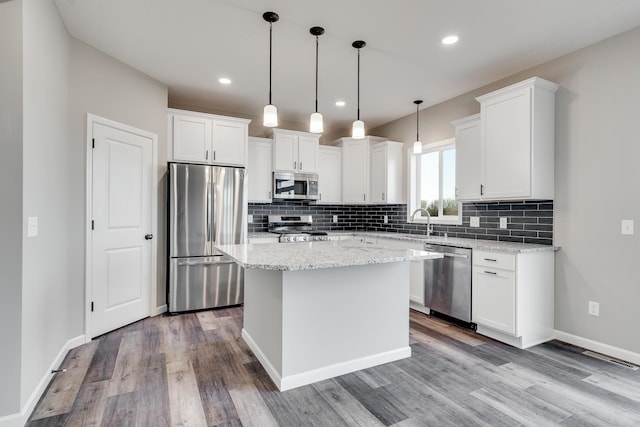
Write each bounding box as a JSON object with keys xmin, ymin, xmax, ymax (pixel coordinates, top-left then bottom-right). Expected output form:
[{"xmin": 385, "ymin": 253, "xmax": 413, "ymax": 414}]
[
  {"xmin": 475, "ymin": 77, "xmax": 558, "ymax": 200},
  {"xmin": 168, "ymin": 108, "xmax": 250, "ymax": 166},
  {"xmin": 248, "ymin": 137, "xmax": 272, "ymax": 203},
  {"xmin": 452, "ymin": 114, "xmax": 481, "ymax": 201},
  {"xmin": 317, "ymin": 146, "xmax": 342, "ymax": 204},
  {"xmin": 271, "ymin": 129, "xmax": 319, "ymax": 173},
  {"xmin": 376, "ymin": 237, "xmax": 425, "ymax": 305},
  {"xmin": 370, "ymin": 141, "xmax": 405, "ymax": 204},
  {"xmin": 472, "ymin": 249, "xmax": 554, "ymax": 349}
]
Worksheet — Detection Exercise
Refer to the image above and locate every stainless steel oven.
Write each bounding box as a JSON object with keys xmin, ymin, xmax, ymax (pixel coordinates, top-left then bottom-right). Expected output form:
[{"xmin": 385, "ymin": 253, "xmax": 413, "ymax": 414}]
[{"xmin": 273, "ymin": 171, "xmax": 319, "ymax": 200}]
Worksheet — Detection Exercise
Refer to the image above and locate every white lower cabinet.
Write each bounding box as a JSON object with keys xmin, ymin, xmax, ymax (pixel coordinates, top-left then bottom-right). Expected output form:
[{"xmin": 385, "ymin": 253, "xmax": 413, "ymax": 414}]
[
  {"xmin": 376, "ymin": 238, "xmax": 425, "ymax": 305},
  {"xmin": 472, "ymin": 249, "xmax": 554, "ymax": 349}
]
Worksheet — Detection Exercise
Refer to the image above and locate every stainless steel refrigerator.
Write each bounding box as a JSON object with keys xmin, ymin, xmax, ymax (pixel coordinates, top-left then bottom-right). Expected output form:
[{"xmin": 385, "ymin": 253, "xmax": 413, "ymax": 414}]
[{"xmin": 168, "ymin": 162, "xmax": 247, "ymax": 313}]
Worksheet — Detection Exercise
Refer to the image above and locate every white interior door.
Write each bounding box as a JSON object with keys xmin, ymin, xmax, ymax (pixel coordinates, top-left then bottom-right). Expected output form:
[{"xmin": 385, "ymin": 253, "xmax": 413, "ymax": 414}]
[{"xmin": 91, "ymin": 122, "xmax": 153, "ymax": 337}]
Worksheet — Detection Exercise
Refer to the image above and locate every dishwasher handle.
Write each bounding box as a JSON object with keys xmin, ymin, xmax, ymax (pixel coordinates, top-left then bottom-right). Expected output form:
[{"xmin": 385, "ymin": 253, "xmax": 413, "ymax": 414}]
[{"xmin": 424, "ymin": 245, "xmax": 469, "ymax": 259}]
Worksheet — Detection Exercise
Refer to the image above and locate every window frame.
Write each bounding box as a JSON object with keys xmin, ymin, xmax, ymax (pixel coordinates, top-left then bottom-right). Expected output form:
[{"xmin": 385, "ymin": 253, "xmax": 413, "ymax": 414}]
[{"xmin": 406, "ymin": 137, "xmax": 462, "ymax": 226}]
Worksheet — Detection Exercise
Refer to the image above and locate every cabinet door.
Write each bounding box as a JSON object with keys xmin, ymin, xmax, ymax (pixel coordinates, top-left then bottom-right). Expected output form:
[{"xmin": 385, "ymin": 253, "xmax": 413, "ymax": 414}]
[
  {"xmin": 342, "ymin": 141, "xmax": 368, "ymax": 203},
  {"xmin": 472, "ymin": 266, "xmax": 516, "ymax": 335},
  {"xmin": 212, "ymin": 120, "xmax": 246, "ymax": 166},
  {"xmin": 455, "ymin": 117, "xmax": 481, "ymax": 200},
  {"xmin": 273, "ymin": 133, "xmax": 298, "ymax": 171},
  {"xmin": 172, "ymin": 114, "xmax": 212, "ymax": 162},
  {"xmin": 248, "ymin": 139, "xmax": 272, "ymax": 202},
  {"xmin": 369, "ymin": 145, "xmax": 387, "ymax": 203},
  {"xmin": 318, "ymin": 147, "xmax": 341, "ymax": 203},
  {"xmin": 481, "ymin": 88, "xmax": 531, "ymax": 199},
  {"xmin": 297, "ymin": 136, "xmax": 319, "ymax": 172}
]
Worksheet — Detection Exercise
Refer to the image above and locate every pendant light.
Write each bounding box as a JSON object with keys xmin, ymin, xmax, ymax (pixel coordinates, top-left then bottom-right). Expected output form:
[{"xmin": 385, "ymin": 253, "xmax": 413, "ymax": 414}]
[
  {"xmin": 352, "ymin": 40, "xmax": 366, "ymax": 139},
  {"xmin": 309, "ymin": 26, "xmax": 325, "ymax": 133},
  {"xmin": 263, "ymin": 12, "xmax": 279, "ymax": 127},
  {"xmin": 413, "ymin": 99, "xmax": 423, "ymax": 154}
]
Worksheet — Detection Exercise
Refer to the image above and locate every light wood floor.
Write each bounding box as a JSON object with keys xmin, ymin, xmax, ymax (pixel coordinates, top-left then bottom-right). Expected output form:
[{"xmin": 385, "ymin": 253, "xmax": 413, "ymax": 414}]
[{"xmin": 28, "ymin": 307, "xmax": 640, "ymax": 426}]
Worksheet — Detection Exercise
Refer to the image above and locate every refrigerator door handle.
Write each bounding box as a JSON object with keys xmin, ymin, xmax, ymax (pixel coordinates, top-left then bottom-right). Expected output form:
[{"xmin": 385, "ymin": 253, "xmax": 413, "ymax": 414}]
[{"xmin": 206, "ymin": 178, "xmax": 211, "ymax": 242}]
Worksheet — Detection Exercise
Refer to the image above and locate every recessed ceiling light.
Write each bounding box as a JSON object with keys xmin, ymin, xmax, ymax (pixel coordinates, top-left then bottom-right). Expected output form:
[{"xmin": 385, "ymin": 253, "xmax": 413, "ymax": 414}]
[
  {"xmin": 442, "ymin": 35, "xmax": 459, "ymax": 45},
  {"xmin": 335, "ymin": 101, "xmax": 346, "ymax": 107},
  {"xmin": 218, "ymin": 77, "xmax": 231, "ymax": 85}
]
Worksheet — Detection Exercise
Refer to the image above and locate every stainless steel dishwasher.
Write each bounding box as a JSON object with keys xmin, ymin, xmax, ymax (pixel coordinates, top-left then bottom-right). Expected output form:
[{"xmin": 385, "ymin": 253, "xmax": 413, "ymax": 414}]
[{"xmin": 424, "ymin": 244, "xmax": 473, "ymax": 323}]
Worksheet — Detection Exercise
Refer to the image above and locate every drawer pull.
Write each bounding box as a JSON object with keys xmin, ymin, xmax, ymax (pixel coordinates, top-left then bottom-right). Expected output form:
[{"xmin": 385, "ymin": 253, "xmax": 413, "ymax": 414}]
[
  {"xmin": 484, "ymin": 270, "xmax": 497, "ymax": 275},
  {"xmin": 484, "ymin": 258, "xmax": 497, "ymax": 262}
]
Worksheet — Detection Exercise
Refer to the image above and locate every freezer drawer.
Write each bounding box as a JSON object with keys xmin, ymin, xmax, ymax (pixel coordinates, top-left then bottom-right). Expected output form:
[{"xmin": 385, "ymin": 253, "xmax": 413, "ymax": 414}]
[{"xmin": 169, "ymin": 256, "xmax": 243, "ymax": 313}]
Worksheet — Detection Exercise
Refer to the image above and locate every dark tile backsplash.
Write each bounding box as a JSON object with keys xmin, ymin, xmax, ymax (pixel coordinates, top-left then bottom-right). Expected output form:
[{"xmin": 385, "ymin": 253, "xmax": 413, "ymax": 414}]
[{"xmin": 249, "ymin": 200, "xmax": 553, "ymax": 245}]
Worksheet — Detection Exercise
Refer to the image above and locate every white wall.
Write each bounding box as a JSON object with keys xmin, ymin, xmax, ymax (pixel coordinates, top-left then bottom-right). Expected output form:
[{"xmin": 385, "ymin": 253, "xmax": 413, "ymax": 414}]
[
  {"xmin": 0, "ymin": 0, "xmax": 24, "ymax": 417},
  {"xmin": 21, "ymin": 0, "xmax": 71, "ymax": 406},
  {"xmin": 373, "ymin": 26, "xmax": 640, "ymax": 355},
  {"xmin": 68, "ymin": 38, "xmax": 169, "ymax": 335}
]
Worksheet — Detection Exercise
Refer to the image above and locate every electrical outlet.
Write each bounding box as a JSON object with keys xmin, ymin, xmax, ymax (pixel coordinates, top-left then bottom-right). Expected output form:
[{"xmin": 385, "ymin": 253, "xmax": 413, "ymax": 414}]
[
  {"xmin": 499, "ymin": 217, "xmax": 508, "ymax": 229},
  {"xmin": 333, "ymin": 215, "xmax": 338, "ymax": 223},
  {"xmin": 621, "ymin": 219, "xmax": 634, "ymax": 235},
  {"xmin": 588, "ymin": 301, "xmax": 600, "ymax": 316},
  {"xmin": 470, "ymin": 217, "xmax": 480, "ymax": 228},
  {"xmin": 247, "ymin": 214, "xmax": 253, "ymax": 224},
  {"xmin": 383, "ymin": 215, "xmax": 388, "ymax": 224}
]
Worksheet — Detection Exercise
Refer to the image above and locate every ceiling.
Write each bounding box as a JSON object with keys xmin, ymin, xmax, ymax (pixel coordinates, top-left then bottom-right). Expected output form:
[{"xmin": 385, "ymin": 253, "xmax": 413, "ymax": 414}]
[{"xmin": 54, "ymin": 0, "xmax": 640, "ymax": 135}]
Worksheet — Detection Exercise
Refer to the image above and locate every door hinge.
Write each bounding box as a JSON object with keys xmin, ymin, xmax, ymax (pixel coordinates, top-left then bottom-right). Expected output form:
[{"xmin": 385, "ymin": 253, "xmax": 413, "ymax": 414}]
[
  {"xmin": 92, "ymin": 138, "xmax": 95, "ymax": 149},
  {"xmin": 91, "ymin": 220, "xmax": 94, "ymax": 230},
  {"xmin": 91, "ymin": 301, "xmax": 94, "ymax": 312}
]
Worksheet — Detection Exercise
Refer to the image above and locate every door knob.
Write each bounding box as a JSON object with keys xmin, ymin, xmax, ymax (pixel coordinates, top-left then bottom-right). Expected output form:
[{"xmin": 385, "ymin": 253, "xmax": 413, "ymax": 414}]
[{"xmin": 145, "ymin": 234, "xmax": 153, "ymax": 240}]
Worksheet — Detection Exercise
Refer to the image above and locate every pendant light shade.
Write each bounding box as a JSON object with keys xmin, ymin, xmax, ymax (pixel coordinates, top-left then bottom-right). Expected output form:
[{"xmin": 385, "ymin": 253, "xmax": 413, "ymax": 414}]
[
  {"xmin": 309, "ymin": 26, "xmax": 325, "ymax": 133},
  {"xmin": 263, "ymin": 12, "xmax": 279, "ymax": 127},
  {"xmin": 352, "ymin": 40, "xmax": 366, "ymax": 139},
  {"xmin": 413, "ymin": 99, "xmax": 423, "ymax": 154}
]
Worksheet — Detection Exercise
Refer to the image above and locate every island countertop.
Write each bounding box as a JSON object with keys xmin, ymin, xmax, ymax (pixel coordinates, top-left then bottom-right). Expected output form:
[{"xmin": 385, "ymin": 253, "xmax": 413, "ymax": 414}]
[{"xmin": 215, "ymin": 240, "xmax": 443, "ymax": 271}]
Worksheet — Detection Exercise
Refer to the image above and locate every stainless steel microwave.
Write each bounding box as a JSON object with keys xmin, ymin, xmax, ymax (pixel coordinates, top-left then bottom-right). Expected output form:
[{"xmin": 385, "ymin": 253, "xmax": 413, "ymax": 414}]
[{"xmin": 273, "ymin": 172, "xmax": 320, "ymax": 200}]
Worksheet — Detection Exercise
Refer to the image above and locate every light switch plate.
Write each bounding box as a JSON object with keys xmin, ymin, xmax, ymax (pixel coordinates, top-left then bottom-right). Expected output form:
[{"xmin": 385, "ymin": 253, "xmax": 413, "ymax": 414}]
[
  {"xmin": 499, "ymin": 217, "xmax": 508, "ymax": 229},
  {"xmin": 27, "ymin": 216, "xmax": 38, "ymax": 238},
  {"xmin": 588, "ymin": 301, "xmax": 600, "ymax": 316},
  {"xmin": 470, "ymin": 217, "xmax": 480, "ymax": 228},
  {"xmin": 621, "ymin": 219, "xmax": 634, "ymax": 235},
  {"xmin": 247, "ymin": 214, "xmax": 253, "ymax": 224},
  {"xmin": 333, "ymin": 215, "xmax": 338, "ymax": 223}
]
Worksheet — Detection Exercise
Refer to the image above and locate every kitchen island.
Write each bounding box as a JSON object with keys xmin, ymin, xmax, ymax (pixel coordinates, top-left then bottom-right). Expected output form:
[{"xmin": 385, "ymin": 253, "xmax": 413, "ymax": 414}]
[{"xmin": 215, "ymin": 240, "xmax": 441, "ymax": 391}]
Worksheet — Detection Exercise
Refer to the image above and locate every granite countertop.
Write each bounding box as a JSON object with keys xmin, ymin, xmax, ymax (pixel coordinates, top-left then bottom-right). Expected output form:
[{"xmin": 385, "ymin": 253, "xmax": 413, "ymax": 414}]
[
  {"xmin": 247, "ymin": 231, "xmax": 558, "ymax": 253},
  {"xmin": 215, "ymin": 240, "xmax": 443, "ymax": 271}
]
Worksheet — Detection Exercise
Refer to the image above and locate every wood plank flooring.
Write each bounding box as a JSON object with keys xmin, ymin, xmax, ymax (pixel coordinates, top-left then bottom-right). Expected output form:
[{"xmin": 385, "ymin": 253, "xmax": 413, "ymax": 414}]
[{"xmin": 28, "ymin": 308, "xmax": 640, "ymax": 426}]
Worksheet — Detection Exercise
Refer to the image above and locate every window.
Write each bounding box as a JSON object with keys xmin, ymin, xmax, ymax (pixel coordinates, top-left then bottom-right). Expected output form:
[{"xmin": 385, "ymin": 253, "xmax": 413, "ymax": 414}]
[{"xmin": 407, "ymin": 138, "xmax": 462, "ymax": 225}]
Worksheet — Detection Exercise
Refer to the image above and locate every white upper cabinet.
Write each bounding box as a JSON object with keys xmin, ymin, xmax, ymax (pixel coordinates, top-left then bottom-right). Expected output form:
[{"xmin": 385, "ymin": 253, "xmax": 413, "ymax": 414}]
[
  {"xmin": 452, "ymin": 114, "xmax": 481, "ymax": 201},
  {"xmin": 336, "ymin": 136, "xmax": 403, "ymax": 205},
  {"xmin": 337, "ymin": 137, "xmax": 379, "ymax": 204},
  {"xmin": 476, "ymin": 77, "xmax": 558, "ymax": 200},
  {"xmin": 317, "ymin": 145, "xmax": 342, "ymax": 204},
  {"xmin": 171, "ymin": 113, "xmax": 212, "ymax": 163},
  {"xmin": 271, "ymin": 129, "xmax": 320, "ymax": 173},
  {"xmin": 248, "ymin": 137, "xmax": 273, "ymax": 203},
  {"xmin": 168, "ymin": 108, "xmax": 250, "ymax": 166},
  {"xmin": 370, "ymin": 141, "xmax": 405, "ymax": 204}
]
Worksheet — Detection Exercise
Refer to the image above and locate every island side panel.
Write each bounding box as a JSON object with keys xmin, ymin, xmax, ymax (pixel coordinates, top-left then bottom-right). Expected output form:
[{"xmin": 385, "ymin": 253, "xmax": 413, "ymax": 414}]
[
  {"xmin": 280, "ymin": 262, "xmax": 411, "ymax": 384},
  {"xmin": 242, "ymin": 269, "xmax": 284, "ymax": 376}
]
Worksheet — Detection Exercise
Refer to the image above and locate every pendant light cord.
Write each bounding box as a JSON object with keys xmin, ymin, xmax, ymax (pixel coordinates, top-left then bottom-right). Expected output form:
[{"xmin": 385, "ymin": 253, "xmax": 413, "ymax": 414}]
[
  {"xmin": 357, "ymin": 47, "xmax": 361, "ymax": 121},
  {"xmin": 269, "ymin": 22, "xmax": 273, "ymax": 105},
  {"xmin": 416, "ymin": 103, "xmax": 419, "ymax": 141},
  {"xmin": 315, "ymin": 35, "xmax": 319, "ymax": 113}
]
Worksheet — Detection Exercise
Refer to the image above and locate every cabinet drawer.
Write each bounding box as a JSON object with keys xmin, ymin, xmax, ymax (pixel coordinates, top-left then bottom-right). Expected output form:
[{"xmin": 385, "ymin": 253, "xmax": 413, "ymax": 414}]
[{"xmin": 473, "ymin": 250, "xmax": 515, "ymax": 271}]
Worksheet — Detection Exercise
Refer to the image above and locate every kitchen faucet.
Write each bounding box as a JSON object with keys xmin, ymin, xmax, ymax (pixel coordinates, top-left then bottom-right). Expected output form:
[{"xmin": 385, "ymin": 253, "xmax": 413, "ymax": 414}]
[{"xmin": 410, "ymin": 208, "xmax": 433, "ymax": 236}]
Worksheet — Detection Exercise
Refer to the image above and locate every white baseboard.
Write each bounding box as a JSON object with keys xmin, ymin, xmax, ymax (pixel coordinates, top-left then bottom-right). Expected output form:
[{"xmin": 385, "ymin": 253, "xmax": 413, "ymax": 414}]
[
  {"xmin": 0, "ymin": 335, "xmax": 86, "ymax": 427},
  {"xmin": 152, "ymin": 304, "xmax": 167, "ymax": 316},
  {"xmin": 242, "ymin": 328, "xmax": 411, "ymax": 392},
  {"xmin": 554, "ymin": 330, "xmax": 640, "ymax": 366}
]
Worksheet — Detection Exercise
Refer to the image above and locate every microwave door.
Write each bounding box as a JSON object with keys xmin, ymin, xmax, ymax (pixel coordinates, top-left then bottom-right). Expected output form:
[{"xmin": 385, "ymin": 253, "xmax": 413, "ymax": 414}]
[{"xmin": 276, "ymin": 179, "xmax": 295, "ymax": 196}]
